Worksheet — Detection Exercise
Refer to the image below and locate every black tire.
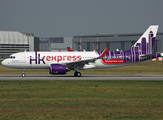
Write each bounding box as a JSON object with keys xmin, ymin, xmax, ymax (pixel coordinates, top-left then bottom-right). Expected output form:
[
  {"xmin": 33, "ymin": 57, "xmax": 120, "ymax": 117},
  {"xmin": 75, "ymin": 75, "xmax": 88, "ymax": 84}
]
[
  {"xmin": 74, "ymin": 72, "xmax": 81, "ymax": 77},
  {"xmin": 74, "ymin": 72, "xmax": 77, "ymax": 77}
]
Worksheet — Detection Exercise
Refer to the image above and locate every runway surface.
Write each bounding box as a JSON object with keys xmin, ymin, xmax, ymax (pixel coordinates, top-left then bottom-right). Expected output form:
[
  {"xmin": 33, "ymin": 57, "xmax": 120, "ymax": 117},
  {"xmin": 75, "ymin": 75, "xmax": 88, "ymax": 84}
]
[{"xmin": 0, "ymin": 73, "xmax": 163, "ymax": 80}]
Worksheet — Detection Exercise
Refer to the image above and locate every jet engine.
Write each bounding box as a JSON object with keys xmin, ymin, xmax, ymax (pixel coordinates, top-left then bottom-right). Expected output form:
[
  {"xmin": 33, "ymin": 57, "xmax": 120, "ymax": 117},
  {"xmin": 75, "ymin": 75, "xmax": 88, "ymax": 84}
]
[{"xmin": 49, "ymin": 64, "xmax": 67, "ymax": 75}]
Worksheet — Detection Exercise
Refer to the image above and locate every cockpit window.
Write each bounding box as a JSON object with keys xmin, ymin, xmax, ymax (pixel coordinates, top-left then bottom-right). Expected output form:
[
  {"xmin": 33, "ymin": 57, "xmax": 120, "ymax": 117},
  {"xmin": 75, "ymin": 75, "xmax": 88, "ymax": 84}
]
[{"xmin": 8, "ymin": 56, "xmax": 15, "ymax": 59}]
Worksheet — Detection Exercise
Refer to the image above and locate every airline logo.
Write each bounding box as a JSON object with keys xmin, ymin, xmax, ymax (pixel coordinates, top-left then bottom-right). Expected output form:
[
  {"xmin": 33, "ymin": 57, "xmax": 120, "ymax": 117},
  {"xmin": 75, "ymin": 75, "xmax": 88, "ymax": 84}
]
[
  {"xmin": 30, "ymin": 52, "xmax": 81, "ymax": 64},
  {"xmin": 46, "ymin": 55, "xmax": 81, "ymax": 62},
  {"xmin": 30, "ymin": 52, "xmax": 45, "ymax": 64}
]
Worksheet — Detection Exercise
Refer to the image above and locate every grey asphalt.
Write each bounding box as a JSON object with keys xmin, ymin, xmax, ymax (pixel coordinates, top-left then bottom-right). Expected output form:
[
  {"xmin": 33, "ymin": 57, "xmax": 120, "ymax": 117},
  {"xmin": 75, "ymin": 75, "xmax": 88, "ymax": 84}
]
[{"xmin": 0, "ymin": 74, "xmax": 163, "ymax": 80}]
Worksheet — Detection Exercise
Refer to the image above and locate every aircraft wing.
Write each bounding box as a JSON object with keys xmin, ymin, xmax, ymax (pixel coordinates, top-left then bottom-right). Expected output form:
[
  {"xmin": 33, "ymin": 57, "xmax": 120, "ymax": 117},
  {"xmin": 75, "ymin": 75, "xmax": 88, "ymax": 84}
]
[
  {"xmin": 65, "ymin": 47, "xmax": 109, "ymax": 69},
  {"xmin": 139, "ymin": 53, "xmax": 161, "ymax": 59}
]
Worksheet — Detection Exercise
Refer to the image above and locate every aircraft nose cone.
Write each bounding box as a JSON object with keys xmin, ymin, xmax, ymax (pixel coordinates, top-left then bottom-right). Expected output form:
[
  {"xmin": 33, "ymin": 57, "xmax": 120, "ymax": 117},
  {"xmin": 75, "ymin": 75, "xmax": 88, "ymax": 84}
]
[
  {"xmin": 1, "ymin": 60, "xmax": 4, "ymax": 66},
  {"xmin": 1, "ymin": 60, "xmax": 7, "ymax": 67}
]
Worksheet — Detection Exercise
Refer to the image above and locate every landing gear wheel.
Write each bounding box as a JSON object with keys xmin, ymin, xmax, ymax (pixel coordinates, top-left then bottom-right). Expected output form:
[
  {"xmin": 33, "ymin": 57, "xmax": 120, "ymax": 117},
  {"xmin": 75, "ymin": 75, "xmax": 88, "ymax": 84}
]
[
  {"xmin": 22, "ymin": 69, "xmax": 26, "ymax": 77},
  {"xmin": 74, "ymin": 72, "xmax": 81, "ymax": 77},
  {"xmin": 76, "ymin": 72, "xmax": 81, "ymax": 77},
  {"xmin": 22, "ymin": 73, "xmax": 26, "ymax": 77}
]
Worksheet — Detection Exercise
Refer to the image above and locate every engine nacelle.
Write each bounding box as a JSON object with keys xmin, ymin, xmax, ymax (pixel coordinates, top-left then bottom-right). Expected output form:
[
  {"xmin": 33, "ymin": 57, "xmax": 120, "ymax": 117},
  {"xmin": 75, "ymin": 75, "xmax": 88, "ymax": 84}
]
[{"xmin": 49, "ymin": 64, "xmax": 66, "ymax": 75}]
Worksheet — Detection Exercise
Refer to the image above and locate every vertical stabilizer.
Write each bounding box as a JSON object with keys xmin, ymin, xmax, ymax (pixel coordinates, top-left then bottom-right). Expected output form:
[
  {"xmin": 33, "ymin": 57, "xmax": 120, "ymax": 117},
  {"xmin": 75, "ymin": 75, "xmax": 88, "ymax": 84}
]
[{"xmin": 132, "ymin": 25, "xmax": 159, "ymax": 54}]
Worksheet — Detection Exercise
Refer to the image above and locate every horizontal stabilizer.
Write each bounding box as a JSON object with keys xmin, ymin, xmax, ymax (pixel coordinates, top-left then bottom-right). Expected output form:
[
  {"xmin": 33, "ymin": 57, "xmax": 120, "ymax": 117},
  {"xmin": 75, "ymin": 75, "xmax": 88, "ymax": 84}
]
[{"xmin": 139, "ymin": 53, "xmax": 160, "ymax": 59}]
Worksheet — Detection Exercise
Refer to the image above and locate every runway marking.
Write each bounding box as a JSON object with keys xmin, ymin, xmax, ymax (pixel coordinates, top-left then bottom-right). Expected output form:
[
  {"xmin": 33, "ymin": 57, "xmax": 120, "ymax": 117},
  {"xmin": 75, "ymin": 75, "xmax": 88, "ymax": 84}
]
[{"xmin": 0, "ymin": 74, "xmax": 163, "ymax": 80}]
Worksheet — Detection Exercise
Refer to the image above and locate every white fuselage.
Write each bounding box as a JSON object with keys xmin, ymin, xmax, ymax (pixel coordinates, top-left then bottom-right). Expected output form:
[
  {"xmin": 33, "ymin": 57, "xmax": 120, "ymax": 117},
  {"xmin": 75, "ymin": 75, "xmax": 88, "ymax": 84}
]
[{"xmin": 1, "ymin": 51, "xmax": 137, "ymax": 70}]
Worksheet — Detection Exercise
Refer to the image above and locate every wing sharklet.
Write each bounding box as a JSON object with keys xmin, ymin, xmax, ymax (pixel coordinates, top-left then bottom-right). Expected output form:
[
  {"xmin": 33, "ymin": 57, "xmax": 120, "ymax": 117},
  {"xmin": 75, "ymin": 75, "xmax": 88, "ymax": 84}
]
[{"xmin": 100, "ymin": 47, "xmax": 109, "ymax": 57}]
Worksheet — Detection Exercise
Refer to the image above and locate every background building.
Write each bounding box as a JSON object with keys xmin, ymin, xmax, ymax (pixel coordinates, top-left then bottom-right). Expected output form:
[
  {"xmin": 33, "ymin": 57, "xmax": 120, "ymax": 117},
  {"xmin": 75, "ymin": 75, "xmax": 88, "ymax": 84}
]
[
  {"xmin": 39, "ymin": 37, "xmax": 72, "ymax": 51},
  {"xmin": 72, "ymin": 33, "xmax": 163, "ymax": 52},
  {"xmin": 1, "ymin": 30, "xmax": 163, "ymax": 60},
  {"xmin": 0, "ymin": 31, "xmax": 39, "ymax": 59}
]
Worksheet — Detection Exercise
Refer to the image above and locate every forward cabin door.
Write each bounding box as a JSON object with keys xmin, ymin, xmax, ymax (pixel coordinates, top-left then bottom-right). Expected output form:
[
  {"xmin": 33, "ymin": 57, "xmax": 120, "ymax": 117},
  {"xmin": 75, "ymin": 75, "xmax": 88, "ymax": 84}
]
[{"xmin": 21, "ymin": 53, "xmax": 26, "ymax": 63}]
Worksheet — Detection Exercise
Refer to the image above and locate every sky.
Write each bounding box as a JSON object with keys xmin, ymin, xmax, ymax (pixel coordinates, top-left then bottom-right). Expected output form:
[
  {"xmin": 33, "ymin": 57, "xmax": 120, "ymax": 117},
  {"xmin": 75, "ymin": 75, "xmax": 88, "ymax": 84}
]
[{"xmin": 0, "ymin": 0, "xmax": 163, "ymax": 38}]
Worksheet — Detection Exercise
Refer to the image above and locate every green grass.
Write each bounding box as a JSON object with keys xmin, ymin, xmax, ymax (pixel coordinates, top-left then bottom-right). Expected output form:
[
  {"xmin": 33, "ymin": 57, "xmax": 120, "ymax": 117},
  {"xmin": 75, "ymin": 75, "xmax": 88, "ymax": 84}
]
[
  {"xmin": 1, "ymin": 61, "xmax": 163, "ymax": 74},
  {"xmin": 0, "ymin": 80, "xmax": 163, "ymax": 119}
]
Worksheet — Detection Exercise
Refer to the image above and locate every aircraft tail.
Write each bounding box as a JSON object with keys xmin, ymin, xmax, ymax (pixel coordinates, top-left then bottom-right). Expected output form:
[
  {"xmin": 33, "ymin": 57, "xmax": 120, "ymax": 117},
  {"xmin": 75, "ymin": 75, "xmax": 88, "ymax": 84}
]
[
  {"xmin": 131, "ymin": 25, "xmax": 159, "ymax": 54},
  {"xmin": 67, "ymin": 46, "xmax": 73, "ymax": 51}
]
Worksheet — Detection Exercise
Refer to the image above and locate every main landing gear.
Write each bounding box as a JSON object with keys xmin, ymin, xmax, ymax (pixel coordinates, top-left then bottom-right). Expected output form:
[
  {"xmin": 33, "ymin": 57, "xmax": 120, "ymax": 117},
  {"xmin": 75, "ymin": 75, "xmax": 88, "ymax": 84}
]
[
  {"xmin": 22, "ymin": 69, "xmax": 26, "ymax": 77},
  {"xmin": 74, "ymin": 72, "xmax": 81, "ymax": 77},
  {"xmin": 74, "ymin": 67, "xmax": 81, "ymax": 77}
]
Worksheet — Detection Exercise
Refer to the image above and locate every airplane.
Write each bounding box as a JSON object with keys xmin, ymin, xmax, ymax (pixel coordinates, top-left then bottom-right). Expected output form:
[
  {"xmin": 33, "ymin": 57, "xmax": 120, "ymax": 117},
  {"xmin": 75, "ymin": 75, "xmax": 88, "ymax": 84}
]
[
  {"xmin": 67, "ymin": 46, "xmax": 90, "ymax": 52},
  {"xmin": 1, "ymin": 25, "xmax": 162, "ymax": 77},
  {"xmin": 67, "ymin": 47, "xmax": 73, "ymax": 51}
]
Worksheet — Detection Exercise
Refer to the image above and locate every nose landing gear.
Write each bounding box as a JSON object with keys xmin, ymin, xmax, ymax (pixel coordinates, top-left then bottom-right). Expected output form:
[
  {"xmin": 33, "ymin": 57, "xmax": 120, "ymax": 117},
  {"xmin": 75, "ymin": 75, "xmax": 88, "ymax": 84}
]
[{"xmin": 22, "ymin": 69, "xmax": 26, "ymax": 77}]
